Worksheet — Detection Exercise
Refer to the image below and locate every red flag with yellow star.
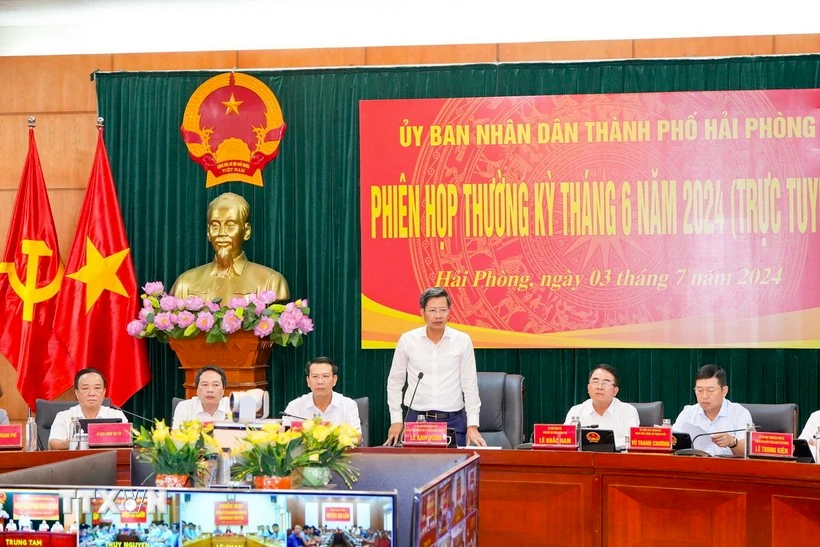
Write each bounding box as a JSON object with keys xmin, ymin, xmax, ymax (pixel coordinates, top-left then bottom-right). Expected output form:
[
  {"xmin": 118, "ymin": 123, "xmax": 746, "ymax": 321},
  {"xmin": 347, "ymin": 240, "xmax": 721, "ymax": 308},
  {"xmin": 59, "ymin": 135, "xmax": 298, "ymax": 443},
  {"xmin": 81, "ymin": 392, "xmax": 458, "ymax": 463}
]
[
  {"xmin": 50, "ymin": 124, "xmax": 150, "ymax": 406},
  {"xmin": 0, "ymin": 125, "xmax": 68, "ymax": 409}
]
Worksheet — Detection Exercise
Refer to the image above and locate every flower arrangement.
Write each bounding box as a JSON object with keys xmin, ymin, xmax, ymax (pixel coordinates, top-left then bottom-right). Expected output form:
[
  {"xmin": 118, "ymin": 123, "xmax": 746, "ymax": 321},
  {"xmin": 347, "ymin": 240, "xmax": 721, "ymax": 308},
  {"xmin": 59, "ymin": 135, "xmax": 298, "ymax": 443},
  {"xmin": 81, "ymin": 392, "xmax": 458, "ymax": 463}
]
[
  {"xmin": 298, "ymin": 417, "xmax": 361, "ymax": 488},
  {"xmin": 132, "ymin": 419, "xmax": 220, "ymax": 485},
  {"xmin": 126, "ymin": 281, "xmax": 313, "ymax": 347},
  {"xmin": 230, "ymin": 424, "xmax": 311, "ymax": 481}
]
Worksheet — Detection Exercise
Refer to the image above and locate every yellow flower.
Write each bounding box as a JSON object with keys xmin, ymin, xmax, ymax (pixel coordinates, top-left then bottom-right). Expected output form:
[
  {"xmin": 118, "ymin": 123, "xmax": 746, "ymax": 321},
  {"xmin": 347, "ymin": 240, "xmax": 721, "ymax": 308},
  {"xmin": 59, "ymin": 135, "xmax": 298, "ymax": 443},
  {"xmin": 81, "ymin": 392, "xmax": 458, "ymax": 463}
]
[{"xmin": 312, "ymin": 424, "xmax": 330, "ymax": 442}]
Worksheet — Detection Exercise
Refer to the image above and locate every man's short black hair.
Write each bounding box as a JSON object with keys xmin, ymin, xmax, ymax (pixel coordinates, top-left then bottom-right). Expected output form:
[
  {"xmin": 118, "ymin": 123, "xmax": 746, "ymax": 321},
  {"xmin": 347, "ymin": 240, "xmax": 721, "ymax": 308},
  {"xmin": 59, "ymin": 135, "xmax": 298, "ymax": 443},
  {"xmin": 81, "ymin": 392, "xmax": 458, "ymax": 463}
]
[
  {"xmin": 305, "ymin": 356, "xmax": 338, "ymax": 377},
  {"xmin": 195, "ymin": 365, "xmax": 227, "ymax": 388},
  {"xmin": 696, "ymin": 364, "xmax": 727, "ymax": 387},
  {"xmin": 74, "ymin": 368, "xmax": 107, "ymax": 390},
  {"xmin": 419, "ymin": 287, "xmax": 451, "ymax": 309},
  {"xmin": 588, "ymin": 364, "xmax": 620, "ymax": 387}
]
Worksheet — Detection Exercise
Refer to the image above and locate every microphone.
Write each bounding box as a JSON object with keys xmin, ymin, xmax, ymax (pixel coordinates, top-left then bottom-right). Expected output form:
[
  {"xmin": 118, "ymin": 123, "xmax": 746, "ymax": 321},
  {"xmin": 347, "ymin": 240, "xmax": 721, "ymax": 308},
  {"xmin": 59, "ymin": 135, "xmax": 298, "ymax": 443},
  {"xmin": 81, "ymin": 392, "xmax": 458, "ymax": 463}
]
[
  {"xmin": 110, "ymin": 404, "xmax": 153, "ymax": 424},
  {"xmin": 280, "ymin": 411, "xmax": 307, "ymax": 421},
  {"xmin": 403, "ymin": 372, "xmax": 424, "ymax": 425},
  {"xmin": 690, "ymin": 427, "xmax": 753, "ymax": 444}
]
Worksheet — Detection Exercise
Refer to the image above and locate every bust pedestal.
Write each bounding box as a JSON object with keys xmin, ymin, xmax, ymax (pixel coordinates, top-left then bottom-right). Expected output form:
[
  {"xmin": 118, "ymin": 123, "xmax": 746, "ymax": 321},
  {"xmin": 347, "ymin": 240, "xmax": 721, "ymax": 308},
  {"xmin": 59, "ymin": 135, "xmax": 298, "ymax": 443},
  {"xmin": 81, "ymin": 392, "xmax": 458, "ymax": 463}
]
[{"xmin": 169, "ymin": 331, "xmax": 273, "ymax": 398}]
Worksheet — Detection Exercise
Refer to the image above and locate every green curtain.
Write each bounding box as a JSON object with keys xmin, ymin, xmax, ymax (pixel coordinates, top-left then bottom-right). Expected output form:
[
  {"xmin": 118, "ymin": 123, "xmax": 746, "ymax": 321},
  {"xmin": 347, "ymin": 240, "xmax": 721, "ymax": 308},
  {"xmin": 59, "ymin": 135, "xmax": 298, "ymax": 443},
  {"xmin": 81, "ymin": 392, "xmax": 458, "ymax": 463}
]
[{"xmin": 96, "ymin": 55, "xmax": 820, "ymax": 442}]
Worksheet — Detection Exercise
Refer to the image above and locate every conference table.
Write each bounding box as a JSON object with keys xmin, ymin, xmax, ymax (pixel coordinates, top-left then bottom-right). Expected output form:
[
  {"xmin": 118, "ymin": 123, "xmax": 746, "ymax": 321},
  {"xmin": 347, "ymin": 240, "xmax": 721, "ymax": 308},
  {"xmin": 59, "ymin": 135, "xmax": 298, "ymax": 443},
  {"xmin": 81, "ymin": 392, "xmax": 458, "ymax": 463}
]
[
  {"xmin": 359, "ymin": 447, "xmax": 820, "ymax": 547},
  {"xmin": 1, "ymin": 447, "xmax": 818, "ymax": 547}
]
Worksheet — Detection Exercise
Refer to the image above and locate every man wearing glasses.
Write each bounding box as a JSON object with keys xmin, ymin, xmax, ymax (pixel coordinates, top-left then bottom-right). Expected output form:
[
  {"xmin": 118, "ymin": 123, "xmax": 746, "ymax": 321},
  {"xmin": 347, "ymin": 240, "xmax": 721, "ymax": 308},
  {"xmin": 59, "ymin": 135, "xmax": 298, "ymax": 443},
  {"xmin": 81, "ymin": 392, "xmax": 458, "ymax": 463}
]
[
  {"xmin": 283, "ymin": 356, "xmax": 362, "ymax": 434},
  {"xmin": 672, "ymin": 364, "xmax": 752, "ymax": 456},
  {"xmin": 384, "ymin": 287, "xmax": 487, "ymax": 447},
  {"xmin": 564, "ymin": 364, "xmax": 639, "ymax": 449}
]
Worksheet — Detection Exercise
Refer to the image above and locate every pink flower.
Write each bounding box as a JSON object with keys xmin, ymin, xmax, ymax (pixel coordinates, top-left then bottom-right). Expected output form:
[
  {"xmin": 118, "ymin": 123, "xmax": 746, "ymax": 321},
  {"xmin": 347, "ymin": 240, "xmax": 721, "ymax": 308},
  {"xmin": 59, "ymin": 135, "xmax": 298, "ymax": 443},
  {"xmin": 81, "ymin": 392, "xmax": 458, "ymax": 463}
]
[
  {"xmin": 228, "ymin": 296, "xmax": 248, "ymax": 309},
  {"xmin": 142, "ymin": 281, "xmax": 164, "ymax": 296},
  {"xmin": 138, "ymin": 308, "xmax": 151, "ymax": 321},
  {"xmin": 154, "ymin": 312, "xmax": 175, "ymax": 332},
  {"xmin": 297, "ymin": 315, "xmax": 314, "ymax": 333},
  {"xmin": 184, "ymin": 296, "xmax": 205, "ymax": 311},
  {"xmin": 177, "ymin": 310, "xmax": 196, "ymax": 328},
  {"xmin": 254, "ymin": 316, "xmax": 276, "ymax": 337},
  {"xmin": 221, "ymin": 310, "xmax": 242, "ymax": 333},
  {"xmin": 160, "ymin": 295, "xmax": 181, "ymax": 312},
  {"xmin": 277, "ymin": 312, "xmax": 299, "ymax": 334},
  {"xmin": 195, "ymin": 311, "xmax": 215, "ymax": 331},
  {"xmin": 142, "ymin": 297, "xmax": 154, "ymax": 310},
  {"xmin": 258, "ymin": 290, "xmax": 277, "ymax": 305},
  {"xmin": 206, "ymin": 301, "xmax": 221, "ymax": 312},
  {"xmin": 126, "ymin": 319, "xmax": 146, "ymax": 337}
]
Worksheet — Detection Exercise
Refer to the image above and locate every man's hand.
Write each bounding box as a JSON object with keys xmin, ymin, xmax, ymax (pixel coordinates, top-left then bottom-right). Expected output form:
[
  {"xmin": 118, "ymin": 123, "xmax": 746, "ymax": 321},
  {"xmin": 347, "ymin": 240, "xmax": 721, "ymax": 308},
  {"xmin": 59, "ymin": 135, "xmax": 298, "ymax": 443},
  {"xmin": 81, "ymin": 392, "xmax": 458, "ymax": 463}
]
[
  {"xmin": 383, "ymin": 422, "xmax": 404, "ymax": 446},
  {"xmin": 465, "ymin": 426, "xmax": 487, "ymax": 447},
  {"xmin": 710, "ymin": 432, "xmax": 735, "ymax": 448}
]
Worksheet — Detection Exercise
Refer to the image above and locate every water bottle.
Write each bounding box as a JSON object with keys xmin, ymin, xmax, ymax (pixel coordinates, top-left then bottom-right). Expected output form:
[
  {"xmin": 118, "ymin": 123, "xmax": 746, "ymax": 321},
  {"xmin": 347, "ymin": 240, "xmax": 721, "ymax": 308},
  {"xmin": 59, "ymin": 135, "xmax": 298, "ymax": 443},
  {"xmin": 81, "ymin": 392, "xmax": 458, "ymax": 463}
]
[
  {"xmin": 744, "ymin": 422, "xmax": 755, "ymax": 459},
  {"xmin": 570, "ymin": 415, "xmax": 581, "ymax": 449},
  {"xmin": 69, "ymin": 417, "xmax": 82, "ymax": 450},
  {"xmin": 25, "ymin": 417, "xmax": 37, "ymax": 451},
  {"xmin": 662, "ymin": 418, "xmax": 672, "ymax": 428},
  {"xmin": 814, "ymin": 426, "xmax": 819, "ymax": 465}
]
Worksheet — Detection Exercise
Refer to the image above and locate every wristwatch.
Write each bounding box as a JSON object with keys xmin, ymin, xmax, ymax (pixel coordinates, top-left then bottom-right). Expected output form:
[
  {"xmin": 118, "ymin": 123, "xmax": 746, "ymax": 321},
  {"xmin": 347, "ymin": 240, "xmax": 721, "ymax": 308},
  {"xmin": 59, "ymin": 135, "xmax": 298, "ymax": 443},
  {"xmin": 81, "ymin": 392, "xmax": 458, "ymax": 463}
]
[{"xmin": 728, "ymin": 436, "xmax": 738, "ymax": 448}]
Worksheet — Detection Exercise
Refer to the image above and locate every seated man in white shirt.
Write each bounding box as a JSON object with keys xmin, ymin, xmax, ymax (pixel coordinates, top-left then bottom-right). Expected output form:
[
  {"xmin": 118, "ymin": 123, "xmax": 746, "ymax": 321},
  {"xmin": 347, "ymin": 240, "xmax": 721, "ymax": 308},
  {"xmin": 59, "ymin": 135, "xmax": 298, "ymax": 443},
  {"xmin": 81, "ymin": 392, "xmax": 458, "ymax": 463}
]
[
  {"xmin": 284, "ymin": 357, "xmax": 362, "ymax": 435},
  {"xmin": 172, "ymin": 365, "xmax": 231, "ymax": 429},
  {"xmin": 799, "ymin": 409, "xmax": 820, "ymax": 457},
  {"xmin": 672, "ymin": 364, "xmax": 752, "ymax": 456},
  {"xmin": 564, "ymin": 364, "xmax": 639, "ymax": 449},
  {"xmin": 48, "ymin": 368, "xmax": 127, "ymax": 450}
]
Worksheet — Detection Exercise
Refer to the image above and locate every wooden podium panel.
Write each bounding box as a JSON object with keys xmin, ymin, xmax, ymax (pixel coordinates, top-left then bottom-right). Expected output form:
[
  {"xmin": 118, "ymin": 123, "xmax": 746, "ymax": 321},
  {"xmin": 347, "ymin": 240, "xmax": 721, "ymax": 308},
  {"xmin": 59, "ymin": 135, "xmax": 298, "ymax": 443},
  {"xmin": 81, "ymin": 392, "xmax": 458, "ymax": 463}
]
[
  {"xmin": 604, "ymin": 482, "xmax": 746, "ymax": 547},
  {"xmin": 771, "ymin": 495, "xmax": 820, "ymax": 547}
]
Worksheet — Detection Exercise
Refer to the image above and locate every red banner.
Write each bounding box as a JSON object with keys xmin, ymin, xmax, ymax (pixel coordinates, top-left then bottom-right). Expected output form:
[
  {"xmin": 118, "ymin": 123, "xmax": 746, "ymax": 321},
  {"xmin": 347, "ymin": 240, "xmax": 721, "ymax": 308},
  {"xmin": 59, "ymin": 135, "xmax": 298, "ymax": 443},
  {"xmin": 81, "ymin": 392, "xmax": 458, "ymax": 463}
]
[
  {"xmin": 214, "ymin": 501, "xmax": 248, "ymax": 526},
  {"xmin": 324, "ymin": 506, "xmax": 351, "ymax": 522},
  {"xmin": 360, "ymin": 90, "xmax": 820, "ymax": 348},
  {"xmin": 12, "ymin": 493, "xmax": 60, "ymax": 520}
]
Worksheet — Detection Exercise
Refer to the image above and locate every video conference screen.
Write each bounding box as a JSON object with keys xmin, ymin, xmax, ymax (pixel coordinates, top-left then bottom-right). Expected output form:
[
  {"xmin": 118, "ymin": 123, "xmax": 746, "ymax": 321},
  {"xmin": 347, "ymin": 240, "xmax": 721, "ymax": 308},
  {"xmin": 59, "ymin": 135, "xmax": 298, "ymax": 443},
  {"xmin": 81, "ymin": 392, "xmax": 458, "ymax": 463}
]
[
  {"xmin": 411, "ymin": 455, "xmax": 479, "ymax": 547},
  {"xmin": 0, "ymin": 486, "xmax": 397, "ymax": 547}
]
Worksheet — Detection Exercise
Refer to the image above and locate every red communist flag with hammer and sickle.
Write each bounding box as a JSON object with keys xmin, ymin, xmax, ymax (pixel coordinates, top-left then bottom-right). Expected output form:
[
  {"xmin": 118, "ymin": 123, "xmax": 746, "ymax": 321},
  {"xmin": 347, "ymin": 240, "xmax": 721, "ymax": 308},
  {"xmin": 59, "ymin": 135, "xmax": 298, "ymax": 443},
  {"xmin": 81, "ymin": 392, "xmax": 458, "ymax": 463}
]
[{"xmin": 0, "ymin": 124, "xmax": 69, "ymax": 409}]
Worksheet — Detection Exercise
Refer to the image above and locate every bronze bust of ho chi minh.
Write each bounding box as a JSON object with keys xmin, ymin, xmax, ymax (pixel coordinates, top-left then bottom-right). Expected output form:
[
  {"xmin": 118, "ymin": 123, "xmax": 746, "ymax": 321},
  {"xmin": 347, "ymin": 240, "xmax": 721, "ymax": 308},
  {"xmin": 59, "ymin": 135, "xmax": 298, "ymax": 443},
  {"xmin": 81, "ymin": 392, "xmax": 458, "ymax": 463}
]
[{"xmin": 171, "ymin": 192, "xmax": 289, "ymax": 304}]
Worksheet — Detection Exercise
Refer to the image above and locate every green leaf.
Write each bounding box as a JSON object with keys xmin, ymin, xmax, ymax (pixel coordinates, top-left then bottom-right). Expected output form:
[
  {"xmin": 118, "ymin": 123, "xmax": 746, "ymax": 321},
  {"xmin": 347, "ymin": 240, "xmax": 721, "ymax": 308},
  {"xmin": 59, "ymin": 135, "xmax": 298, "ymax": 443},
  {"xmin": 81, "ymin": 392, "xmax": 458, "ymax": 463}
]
[{"xmin": 183, "ymin": 323, "xmax": 198, "ymax": 337}]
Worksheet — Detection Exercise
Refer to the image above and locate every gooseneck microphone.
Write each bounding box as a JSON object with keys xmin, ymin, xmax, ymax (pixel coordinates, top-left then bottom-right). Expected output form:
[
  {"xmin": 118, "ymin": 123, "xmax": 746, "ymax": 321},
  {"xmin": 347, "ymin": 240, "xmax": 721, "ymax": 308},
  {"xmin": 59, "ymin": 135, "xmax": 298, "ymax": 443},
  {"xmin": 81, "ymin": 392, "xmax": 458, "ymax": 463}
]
[
  {"xmin": 403, "ymin": 372, "xmax": 424, "ymax": 425},
  {"xmin": 691, "ymin": 427, "xmax": 752, "ymax": 444},
  {"xmin": 280, "ymin": 411, "xmax": 307, "ymax": 421},
  {"xmin": 110, "ymin": 404, "xmax": 153, "ymax": 424}
]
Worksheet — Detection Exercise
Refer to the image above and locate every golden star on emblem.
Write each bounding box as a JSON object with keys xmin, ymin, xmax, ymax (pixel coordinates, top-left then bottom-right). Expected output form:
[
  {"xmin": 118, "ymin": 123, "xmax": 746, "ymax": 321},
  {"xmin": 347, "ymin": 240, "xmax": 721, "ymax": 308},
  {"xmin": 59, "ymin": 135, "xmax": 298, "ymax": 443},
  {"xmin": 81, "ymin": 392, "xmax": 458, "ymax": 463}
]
[
  {"xmin": 222, "ymin": 93, "xmax": 243, "ymax": 115},
  {"xmin": 67, "ymin": 238, "xmax": 130, "ymax": 312}
]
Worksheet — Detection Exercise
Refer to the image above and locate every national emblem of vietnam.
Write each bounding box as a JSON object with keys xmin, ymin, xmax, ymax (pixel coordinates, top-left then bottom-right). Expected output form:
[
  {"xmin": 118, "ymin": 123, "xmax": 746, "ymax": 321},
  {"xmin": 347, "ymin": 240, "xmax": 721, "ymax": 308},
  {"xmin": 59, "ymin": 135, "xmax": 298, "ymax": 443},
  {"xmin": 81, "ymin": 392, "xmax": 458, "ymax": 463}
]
[{"xmin": 180, "ymin": 72, "xmax": 286, "ymax": 187}]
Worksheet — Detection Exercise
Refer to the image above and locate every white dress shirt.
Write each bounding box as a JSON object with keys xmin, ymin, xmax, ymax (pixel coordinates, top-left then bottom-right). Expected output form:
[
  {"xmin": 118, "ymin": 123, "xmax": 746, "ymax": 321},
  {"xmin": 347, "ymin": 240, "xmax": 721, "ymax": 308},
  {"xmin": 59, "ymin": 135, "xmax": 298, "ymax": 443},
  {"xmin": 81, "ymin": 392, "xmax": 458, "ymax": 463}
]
[
  {"xmin": 564, "ymin": 397, "xmax": 640, "ymax": 449},
  {"xmin": 799, "ymin": 410, "xmax": 820, "ymax": 441},
  {"xmin": 49, "ymin": 404, "xmax": 127, "ymax": 443},
  {"xmin": 284, "ymin": 391, "xmax": 362, "ymax": 433},
  {"xmin": 673, "ymin": 398, "xmax": 752, "ymax": 456},
  {"xmin": 172, "ymin": 396, "xmax": 231, "ymax": 429},
  {"xmin": 387, "ymin": 326, "xmax": 481, "ymax": 427}
]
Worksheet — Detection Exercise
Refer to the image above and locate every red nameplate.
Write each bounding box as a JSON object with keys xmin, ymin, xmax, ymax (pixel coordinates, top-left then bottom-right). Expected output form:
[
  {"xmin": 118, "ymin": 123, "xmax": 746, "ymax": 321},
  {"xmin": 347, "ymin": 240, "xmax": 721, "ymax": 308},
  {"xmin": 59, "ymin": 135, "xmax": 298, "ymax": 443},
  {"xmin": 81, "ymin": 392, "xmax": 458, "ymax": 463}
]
[
  {"xmin": 288, "ymin": 420, "xmax": 331, "ymax": 432},
  {"xmin": 88, "ymin": 422, "xmax": 132, "ymax": 447},
  {"xmin": 403, "ymin": 422, "xmax": 449, "ymax": 447},
  {"xmin": 628, "ymin": 427, "xmax": 673, "ymax": 452},
  {"xmin": 749, "ymin": 431, "xmax": 793, "ymax": 458},
  {"xmin": 532, "ymin": 424, "xmax": 578, "ymax": 450},
  {"xmin": 0, "ymin": 424, "xmax": 23, "ymax": 449}
]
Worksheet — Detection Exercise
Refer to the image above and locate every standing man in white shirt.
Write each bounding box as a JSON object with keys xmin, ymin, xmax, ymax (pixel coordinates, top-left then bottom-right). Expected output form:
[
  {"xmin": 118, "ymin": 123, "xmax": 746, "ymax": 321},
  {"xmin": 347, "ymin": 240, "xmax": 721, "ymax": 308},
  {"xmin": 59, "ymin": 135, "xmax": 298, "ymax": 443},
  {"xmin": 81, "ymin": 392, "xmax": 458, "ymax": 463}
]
[
  {"xmin": 564, "ymin": 364, "xmax": 639, "ymax": 449},
  {"xmin": 172, "ymin": 365, "xmax": 231, "ymax": 429},
  {"xmin": 384, "ymin": 287, "xmax": 487, "ymax": 447},
  {"xmin": 283, "ymin": 356, "xmax": 362, "ymax": 434},
  {"xmin": 672, "ymin": 364, "xmax": 752, "ymax": 456},
  {"xmin": 48, "ymin": 368, "xmax": 127, "ymax": 450}
]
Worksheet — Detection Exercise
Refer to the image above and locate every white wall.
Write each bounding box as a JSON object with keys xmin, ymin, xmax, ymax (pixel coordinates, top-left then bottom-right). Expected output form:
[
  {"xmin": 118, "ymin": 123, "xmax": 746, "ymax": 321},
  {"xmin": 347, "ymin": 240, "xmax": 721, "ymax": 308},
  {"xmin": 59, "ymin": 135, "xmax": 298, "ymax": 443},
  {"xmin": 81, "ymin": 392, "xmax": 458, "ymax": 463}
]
[{"xmin": 0, "ymin": 0, "xmax": 816, "ymax": 57}]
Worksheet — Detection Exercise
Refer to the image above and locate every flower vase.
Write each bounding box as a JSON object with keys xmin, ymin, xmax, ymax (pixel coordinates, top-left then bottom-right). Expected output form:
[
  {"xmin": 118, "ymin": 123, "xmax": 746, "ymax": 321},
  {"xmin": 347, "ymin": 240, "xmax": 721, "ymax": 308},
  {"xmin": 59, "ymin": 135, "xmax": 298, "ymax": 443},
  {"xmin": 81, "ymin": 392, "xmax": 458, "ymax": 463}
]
[
  {"xmin": 155, "ymin": 473, "xmax": 190, "ymax": 487},
  {"xmin": 253, "ymin": 475, "xmax": 292, "ymax": 489},
  {"xmin": 301, "ymin": 466, "xmax": 331, "ymax": 488}
]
